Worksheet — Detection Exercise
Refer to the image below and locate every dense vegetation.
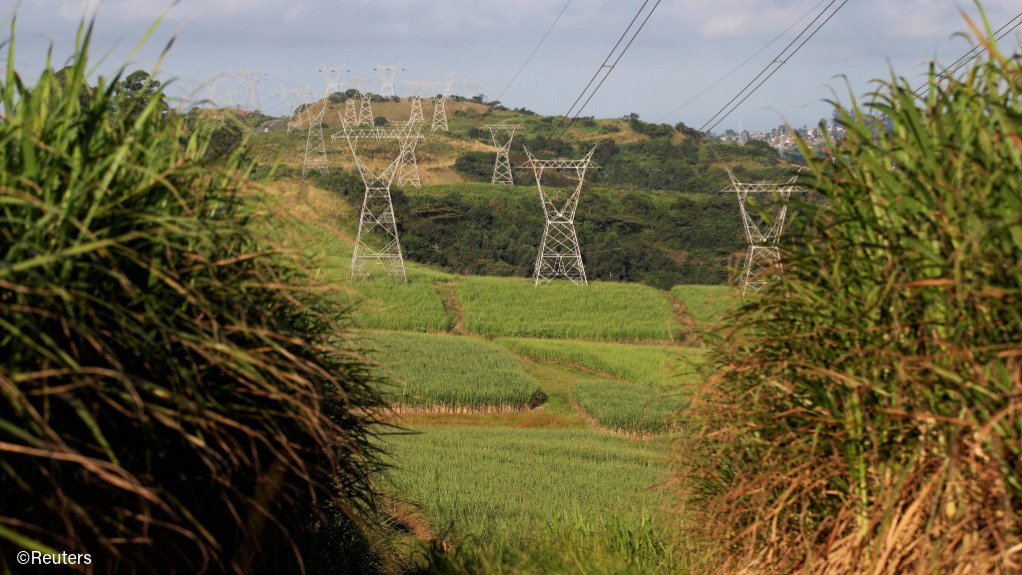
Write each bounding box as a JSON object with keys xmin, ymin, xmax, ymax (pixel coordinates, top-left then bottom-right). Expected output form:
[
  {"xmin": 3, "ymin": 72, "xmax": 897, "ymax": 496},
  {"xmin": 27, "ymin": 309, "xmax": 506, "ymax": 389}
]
[
  {"xmin": 681, "ymin": 23, "xmax": 1022, "ymax": 573},
  {"xmin": 0, "ymin": 25, "xmax": 389, "ymax": 573}
]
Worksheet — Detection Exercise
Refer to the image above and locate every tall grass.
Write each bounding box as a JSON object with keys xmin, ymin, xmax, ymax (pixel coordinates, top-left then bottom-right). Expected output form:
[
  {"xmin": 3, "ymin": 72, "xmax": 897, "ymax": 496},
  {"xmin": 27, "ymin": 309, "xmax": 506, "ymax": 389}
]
[
  {"xmin": 679, "ymin": 14, "xmax": 1021, "ymax": 574},
  {"xmin": 0, "ymin": 23, "xmax": 389, "ymax": 573}
]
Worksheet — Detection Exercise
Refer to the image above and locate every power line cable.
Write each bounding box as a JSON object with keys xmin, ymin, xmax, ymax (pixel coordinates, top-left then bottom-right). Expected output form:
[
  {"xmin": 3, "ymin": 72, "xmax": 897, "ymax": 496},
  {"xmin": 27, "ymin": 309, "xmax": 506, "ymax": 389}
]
[
  {"xmin": 699, "ymin": 0, "xmax": 848, "ymax": 134},
  {"xmin": 547, "ymin": 0, "xmax": 659, "ymax": 140},
  {"xmin": 552, "ymin": 0, "xmax": 663, "ymax": 141},
  {"xmin": 496, "ymin": 0, "xmax": 573, "ymax": 102},
  {"xmin": 655, "ymin": 0, "xmax": 829, "ymax": 124},
  {"xmin": 912, "ymin": 10, "xmax": 1022, "ymax": 98}
]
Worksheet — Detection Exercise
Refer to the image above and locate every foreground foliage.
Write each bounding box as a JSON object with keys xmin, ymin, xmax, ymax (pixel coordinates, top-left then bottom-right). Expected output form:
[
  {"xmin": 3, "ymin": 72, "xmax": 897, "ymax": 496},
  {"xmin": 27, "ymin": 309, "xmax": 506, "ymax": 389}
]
[
  {"xmin": 0, "ymin": 24, "xmax": 388, "ymax": 573},
  {"xmin": 681, "ymin": 19, "xmax": 1022, "ymax": 574}
]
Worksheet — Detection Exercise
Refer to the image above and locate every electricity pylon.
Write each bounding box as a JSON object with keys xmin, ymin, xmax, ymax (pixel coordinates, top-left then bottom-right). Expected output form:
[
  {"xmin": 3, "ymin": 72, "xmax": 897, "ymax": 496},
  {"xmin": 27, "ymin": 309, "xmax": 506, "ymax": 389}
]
[
  {"xmin": 331, "ymin": 124, "xmax": 414, "ymax": 283},
  {"xmin": 404, "ymin": 80, "xmax": 430, "ymax": 123},
  {"xmin": 722, "ymin": 169, "xmax": 801, "ymax": 296},
  {"xmin": 285, "ymin": 87, "xmax": 312, "ymax": 133},
  {"xmin": 463, "ymin": 79, "xmax": 481, "ymax": 98},
  {"xmin": 483, "ymin": 124, "xmax": 518, "ymax": 185},
  {"xmin": 236, "ymin": 69, "xmax": 265, "ymax": 112},
  {"xmin": 431, "ymin": 77, "xmax": 452, "ymax": 132},
  {"xmin": 376, "ymin": 65, "xmax": 399, "ymax": 98},
  {"xmin": 320, "ymin": 65, "xmax": 345, "ymax": 94},
  {"xmin": 302, "ymin": 98, "xmax": 329, "ymax": 176},
  {"xmin": 353, "ymin": 78, "xmax": 375, "ymax": 126},
  {"xmin": 522, "ymin": 147, "xmax": 598, "ymax": 286},
  {"xmin": 392, "ymin": 121, "xmax": 425, "ymax": 188}
]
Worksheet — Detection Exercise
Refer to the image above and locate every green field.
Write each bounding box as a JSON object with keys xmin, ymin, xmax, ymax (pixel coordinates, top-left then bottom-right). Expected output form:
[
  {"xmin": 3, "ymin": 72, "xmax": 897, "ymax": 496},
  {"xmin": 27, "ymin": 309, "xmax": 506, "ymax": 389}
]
[
  {"xmin": 385, "ymin": 426, "xmax": 681, "ymax": 574},
  {"xmin": 362, "ymin": 330, "xmax": 541, "ymax": 409},
  {"xmin": 573, "ymin": 379, "xmax": 681, "ymax": 434},
  {"xmin": 498, "ymin": 336, "xmax": 703, "ymax": 386},
  {"xmin": 671, "ymin": 284, "xmax": 739, "ymax": 330},
  {"xmin": 457, "ymin": 276, "xmax": 681, "ymax": 341}
]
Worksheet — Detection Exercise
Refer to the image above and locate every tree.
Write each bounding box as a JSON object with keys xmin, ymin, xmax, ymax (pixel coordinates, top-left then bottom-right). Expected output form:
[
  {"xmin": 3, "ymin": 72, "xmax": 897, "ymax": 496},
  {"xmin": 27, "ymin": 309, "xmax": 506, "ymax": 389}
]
[{"xmin": 112, "ymin": 69, "xmax": 169, "ymax": 122}]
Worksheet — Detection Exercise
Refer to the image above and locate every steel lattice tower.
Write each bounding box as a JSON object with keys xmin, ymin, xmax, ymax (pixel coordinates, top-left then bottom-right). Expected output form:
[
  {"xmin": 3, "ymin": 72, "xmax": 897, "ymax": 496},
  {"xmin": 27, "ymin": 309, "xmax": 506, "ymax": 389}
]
[
  {"xmin": 723, "ymin": 169, "xmax": 801, "ymax": 296},
  {"xmin": 523, "ymin": 147, "xmax": 598, "ymax": 286},
  {"xmin": 353, "ymin": 79, "xmax": 375, "ymax": 126},
  {"xmin": 320, "ymin": 66, "xmax": 345, "ymax": 94},
  {"xmin": 483, "ymin": 124, "xmax": 518, "ymax": 185},
  {"xmin": 286, "ymin": 87, "xmax": 312, "ymax": 133},
  {"xmin": 236, "ymin": 69, "xmax": 265, "ymax": 112},
  {"xmin": 302, "ymin": 99, "xmax": 329, "ymax": 176},
  {"xmin": 392, "ymin": 121, "xmax": 425, "ymax": 188},
  {"xmin": 431, "ymin": 78, "xmax": 452, "ymax": 132},
  {"xmin": 404, "ymin": 80, "xmax": 430, "ymax": 123},
  {"xmin": 331, "ymin": 124, "xmax": 413, "ymax": 283},
  {"xmin": 376, "ymin": 65, "xmax": 399, "ymax": 98}
]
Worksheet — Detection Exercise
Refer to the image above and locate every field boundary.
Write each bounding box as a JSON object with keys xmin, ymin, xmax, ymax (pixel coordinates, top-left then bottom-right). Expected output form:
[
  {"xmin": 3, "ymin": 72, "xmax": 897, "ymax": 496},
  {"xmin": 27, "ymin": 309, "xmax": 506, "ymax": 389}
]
[
  {"xmin": 568, "ymin": 397, "xmax": 668, "ymax": 441},
  {"xmin": 388, "ymin": 403, "xmax": 534, "ymax": 415},
  {"xmin": 434, "ymin": 281, "xmax": 468, "ymax": 334}
]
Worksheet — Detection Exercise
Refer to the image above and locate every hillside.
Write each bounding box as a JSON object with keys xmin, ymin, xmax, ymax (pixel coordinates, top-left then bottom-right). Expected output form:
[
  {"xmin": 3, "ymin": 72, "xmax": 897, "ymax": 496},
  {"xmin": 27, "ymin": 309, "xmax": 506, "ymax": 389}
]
[{"xmin": 239, "ymin": 94, "xmax": 798, "ymax": 287}]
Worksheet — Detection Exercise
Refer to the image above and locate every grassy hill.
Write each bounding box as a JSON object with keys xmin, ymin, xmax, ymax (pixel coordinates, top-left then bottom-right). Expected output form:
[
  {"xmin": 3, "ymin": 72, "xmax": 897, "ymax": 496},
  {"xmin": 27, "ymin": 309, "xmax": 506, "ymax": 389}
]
[{"xmin": 239, "ymin": 93, "xmax": 797, "ymax": 288}]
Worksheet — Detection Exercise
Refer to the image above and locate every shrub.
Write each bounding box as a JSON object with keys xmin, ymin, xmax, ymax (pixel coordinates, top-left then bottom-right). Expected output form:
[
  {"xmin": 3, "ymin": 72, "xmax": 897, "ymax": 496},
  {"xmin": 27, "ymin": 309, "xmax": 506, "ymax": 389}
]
[
  {"xmin": 0, "ymin": 22, "xmax": 388, "ymax": 573},
  {"xmin": 681, "ymin": 16, "xmax": 1022, "ymax": 574}
]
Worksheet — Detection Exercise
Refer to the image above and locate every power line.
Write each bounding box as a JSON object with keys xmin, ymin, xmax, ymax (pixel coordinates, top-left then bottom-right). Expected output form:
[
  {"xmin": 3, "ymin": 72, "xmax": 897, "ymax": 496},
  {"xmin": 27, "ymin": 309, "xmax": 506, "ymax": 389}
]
[
  {"xmin": 913, "ymin": 11, "xmax": 1022, "ymax": 98},
  {"xmin": 548, "ymin": 0, "xmax": 662, "ymax": 141},
  {"xmin": 655, "ymin": 0, "xmax": 829, "ymax": 124},
  {"xmin": 699, "ymin": 0, "xmax": 848, "ymax": 134},
  {"xmin": 496, "ymin": 0, "xmax": 572, "ymax": 102}
]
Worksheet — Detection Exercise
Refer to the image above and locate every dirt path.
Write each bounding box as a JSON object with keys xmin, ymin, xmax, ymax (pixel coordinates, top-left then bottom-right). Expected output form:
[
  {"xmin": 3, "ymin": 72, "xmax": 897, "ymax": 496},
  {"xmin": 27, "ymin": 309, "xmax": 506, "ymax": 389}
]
[{"xmin": 434, "ymin": 281, "xmax": 468, "ymax": 334}]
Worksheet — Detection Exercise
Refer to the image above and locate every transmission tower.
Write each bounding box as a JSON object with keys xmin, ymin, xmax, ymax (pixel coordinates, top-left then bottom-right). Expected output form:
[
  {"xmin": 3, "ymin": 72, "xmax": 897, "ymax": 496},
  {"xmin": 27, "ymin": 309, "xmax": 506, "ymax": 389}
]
[
  {"xmin": 376, "ymin": 65, "xmax": 399, "ymax": 98},
  {"xmin": 483, "ymin": 124, "xmax": 519, "ymax": 185},
  {"xmin": 302, "ymin": 99, "xmax": 329, "ymax": 176},
  {"xmin": 522, "ymin": 147, "xmax": 598, "ymax": 286},
  {"xmin": 320, "ymin": 65, "xmax": 345, "ymax": 94},
  {"xmin": 332, "ymin": 124, "xmax": 414, "ymax": 283},
  {"xmin": 392, "ymin": 121, "xmax": 425, "ymax": 188},
  {"xmin": 722, "ymin": 169, "xmax": 801, "ymax": 296},
  {"xmin": 463, "ymin": 79, "xmax": 481, "ymax": 98},
  {"xmin": 404, "ymin": 80, "xmax": 430, "ymax": 123},
  {"xmin": 285, "ymin": 87, "xmax": 312, "ymax": 133},
  {"xmin": 431, "ymin": 77, "xmax": 452, "ymax": 132},
  {"xmin": 353, "ymin": 78, "xmax": 375, "ymax": 126},
  {"xmin": 236, "ymin": 69, "xmax": 265, "ymax": 112}
]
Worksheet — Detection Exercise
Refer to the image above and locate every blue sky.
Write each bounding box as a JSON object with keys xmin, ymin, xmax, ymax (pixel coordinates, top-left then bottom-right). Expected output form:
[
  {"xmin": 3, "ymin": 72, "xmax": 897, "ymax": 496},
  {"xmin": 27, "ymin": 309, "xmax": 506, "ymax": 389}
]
[{"xmin": 5, "ymin": 1, "xmax": 1020, "ymax": 131}]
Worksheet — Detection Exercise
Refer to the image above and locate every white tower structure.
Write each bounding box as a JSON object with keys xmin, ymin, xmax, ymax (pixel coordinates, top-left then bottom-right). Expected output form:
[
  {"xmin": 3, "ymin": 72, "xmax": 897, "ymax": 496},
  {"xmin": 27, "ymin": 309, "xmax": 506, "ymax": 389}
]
[
  {"xmin": 404, "ymin": 80, "xmax": 430, "ymax": 124},
  {"xmin": 392, "ymin": 121, "xmax": 425, "ymax": 188},
  {"xmin": 236, "ymin": 69, "xmax": 265, "ymax": 112},
  {"xmin": 483, "ymin": 124, "xmax": 518, "ymax": 185},
  {"xmin": 332, "ymin": 124, "xmax": 415, "ymax": 283},
  {"xmin": 723, "ymin": 169, "xmax": 801, "ymax": 295},
  {"xmin": 522, "ymin": 147, "xmax": 598, "ymax": 286},
  {"xmin": 320, "ymin": 66, "xmax": 345, "ymax": 94},
  {"xmin": 354, "ymin": 78, "xmax": 375, "ymax": 126},
  {"xmin": 431, "ymin": 77, "xmax": 453, "ymax": 132},
  {"xmin": 285, "ymin": 87, "xmax": 312, "ymax": 133},
  {"xmin": 302, "ymin": 99, "xmax": 329, "ymax": 176},
  {"xmin": 376, "ymin": 65, "xmax": 399, "ymax": 98}
]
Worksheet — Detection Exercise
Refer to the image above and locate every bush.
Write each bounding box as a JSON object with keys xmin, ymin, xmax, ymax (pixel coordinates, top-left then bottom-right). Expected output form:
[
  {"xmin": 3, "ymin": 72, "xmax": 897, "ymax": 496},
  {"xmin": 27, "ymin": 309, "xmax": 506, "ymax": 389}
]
[
  {"xmin": 453, "ymin": 151, "xmax": 493, "ymax": 181},
  {"xmin": 681, "ymin": 16, "xmax": 1022, "ymax": 573},
  {"xmin": 0, "ymin": 22, "xmax": 389, "ymax": 573}
]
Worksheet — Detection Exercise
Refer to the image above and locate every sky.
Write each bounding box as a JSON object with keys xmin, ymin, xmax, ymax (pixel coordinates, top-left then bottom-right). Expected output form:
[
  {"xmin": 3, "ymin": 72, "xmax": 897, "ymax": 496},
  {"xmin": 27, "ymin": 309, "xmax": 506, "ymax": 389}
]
[{"xmin": 4, "ymin": 0, "xmax": 1020, "ymax": 132}]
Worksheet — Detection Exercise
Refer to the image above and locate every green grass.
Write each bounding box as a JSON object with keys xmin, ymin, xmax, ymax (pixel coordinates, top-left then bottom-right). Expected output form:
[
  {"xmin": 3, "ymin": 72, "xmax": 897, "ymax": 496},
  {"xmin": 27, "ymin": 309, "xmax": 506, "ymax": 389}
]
[
  {"xmin": 671, "ymin": 284, "xmax": 739, "ymax": 330},
  {"xmin": 498, "ymin": 337, "xmax": 704, "ymax": 386},
  {"xmin": 386, "ymin": 426, "xmax": 681, "ymax": 574},
  {"xmin": 362, "ymin": 331, "xmax": 540, "ymax": 409},
  {"xmin": 457, "ymin": 276, "xmax": 679, "ymax": 341},
  {"xmin": 574, "ymin": 380, "xmax": 681, "ymax": 434}
]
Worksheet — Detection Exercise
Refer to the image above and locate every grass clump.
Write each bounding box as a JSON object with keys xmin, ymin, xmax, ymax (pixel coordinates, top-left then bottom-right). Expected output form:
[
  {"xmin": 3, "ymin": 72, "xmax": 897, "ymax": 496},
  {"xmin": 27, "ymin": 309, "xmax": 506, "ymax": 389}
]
[
  {"xmin": 0, "ymin": 23, "xmax": 389, "ymax": 573},
  {"xmin": 362, "ymin": 331, "xmax": 541, "ymax": 410},
  {"xmin": 680, "ymin": 15, "xmax": 1022, "ymax": 574}
]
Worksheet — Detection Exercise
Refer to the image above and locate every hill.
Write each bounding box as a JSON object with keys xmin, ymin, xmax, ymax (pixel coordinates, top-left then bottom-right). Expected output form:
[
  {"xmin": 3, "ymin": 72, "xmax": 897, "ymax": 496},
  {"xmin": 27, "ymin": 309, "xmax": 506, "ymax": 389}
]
[{"xmin": 238, "ymin": 94, "xmax": 798, "ymax": 287}]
